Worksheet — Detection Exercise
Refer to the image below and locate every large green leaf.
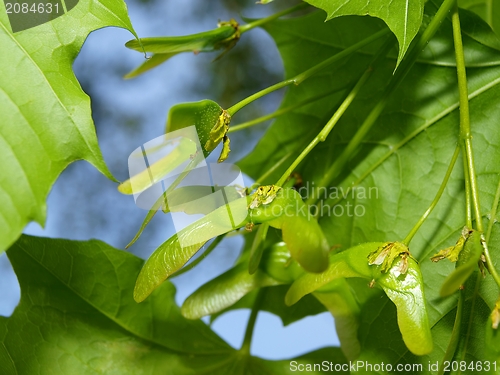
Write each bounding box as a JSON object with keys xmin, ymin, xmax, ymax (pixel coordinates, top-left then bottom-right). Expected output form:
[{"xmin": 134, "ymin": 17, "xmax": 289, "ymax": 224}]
[
  {"xmin": 304, "ymin": 0, "xmax": 425, "ymax": 65},
  {"xmin": 4, "ymin": 235, "xmax": 231, "ymax": 355},
  {"xmin": 0, "ymin": 0, "xmax": 138, "ymax": 254},
  {"xmin": 0, "ymin": 235, "xmax": 347, "ymax": 374},
  {"xmin": 238, "ymin": 5, "xmax": 500, "ymax": 368}
]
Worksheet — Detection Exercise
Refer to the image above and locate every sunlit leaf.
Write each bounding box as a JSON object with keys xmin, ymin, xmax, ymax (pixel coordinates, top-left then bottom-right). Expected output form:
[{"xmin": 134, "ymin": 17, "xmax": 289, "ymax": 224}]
[
  {"xmin": 304, "ymin": 0, "xmax": 425, "ymax": 66},
  {"xmin": 0, "ymin": 0, "xmax": 138, "ymax": 253}
]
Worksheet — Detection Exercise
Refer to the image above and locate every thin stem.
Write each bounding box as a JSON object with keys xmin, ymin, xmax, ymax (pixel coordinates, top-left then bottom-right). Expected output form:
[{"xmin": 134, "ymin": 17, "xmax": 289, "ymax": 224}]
[
  {"xmin": 462, "ymin": 143, "xmax": 473, "ymax": 229},
  {"xmin": 402, "ymin": 145, "xmax": 460, "ymax": 246},
  {"xmin": 275, "ymin": 38, "xmax": 394, "ymax": 187},
  {"xmin": 308, "ymin": 0, "xmax": 457, "ymax": 205},
  {"xmin": 60, "ymin": 0, "xmax": 68, "ymax": 12},
  {"xmin": 248, "ymin": 223, "xmax": 269, "ymax": 274},
  {"xmin": 450, "ymin": 3, "xmax": 500, "ymax": 287},
  {"xmin": 291, "ymin": 29, "xmax": 388, "ymax": 85},
  {"xmin": 240, "ymin": 289, "xmax": 265, "ymax": 354},
  {"xmin": 438, "ymin": 290, "xmax": 463, "ymax": 375},
  {"xmin": 250, "ymin": 133, "xmax": 316, "ymax": 188},
  {"xmin": 452, "ymin": 2, "xmax": 484, "ymax": 233},
  {"xmin": 228, "ymin": 87, "xmax": 346, "ymax": 134},
  {"xmin": 484, "ymin": 177, "xmax": 500, "ymax": 287},
  {"xmin": 170, "ymin": 234, "xmax": 226, "ymax": 278},
  {"xmin": 239, "ymin": 3, "xmax": 309, "ymax": 33},
  {"xmin": 484, "ymin": 242, "xmax": 500, "ymax": 289},
  {"xmin": 226, "ymin": 28, "xmax": 390, "ymax": 116},
  {"xmin": 252, "ymin": 152, "xmax": 293, "ymax": 186},
  {"xmin": 227, "ymin": 80, "xmax": 292, "ymax": 116}
]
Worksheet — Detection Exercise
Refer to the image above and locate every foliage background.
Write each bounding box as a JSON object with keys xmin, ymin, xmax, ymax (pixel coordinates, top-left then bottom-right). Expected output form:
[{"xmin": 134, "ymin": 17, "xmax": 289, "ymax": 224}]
[
  {"xmin": 0, "ymin": 0, "xmax": 340, "ymax": 360},
  {"xmin": 2, "ymin": 0, "xmax": 500, "ymax": 371}
]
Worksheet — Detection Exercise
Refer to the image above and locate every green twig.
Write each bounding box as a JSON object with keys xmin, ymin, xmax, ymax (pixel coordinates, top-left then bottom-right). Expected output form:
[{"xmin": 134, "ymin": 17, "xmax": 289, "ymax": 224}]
[
  {"xmin": 226, "ymin": 28, "xmax": 390, "ymax": 116},
  {"xmin": 275, "ymin": 38, "xmax": 394, "ymax": 187},
  {"xmin": 462, "ymin": 143, "xmax": 473, "ymax": 229},
  {"xmin": 452, "ymin": 3, "xmax": 484, "ymax": 233},
  {"xmin": 250, "ymin": 133, "xmax": 318, "ymax": 188},
  {"xmin": 402, "ymin": 145, "xmax": 461, "ymax": 246},
  {"xmin": 484, "ymin": 177, "xmax": 500, "ymax": 287},
  {"xmin": 239, "ymin": 3, "xmax": 309, "ymax": 33},
  {"xmin": 240, "ymin": 289, "xmax": 265, "ymax": 354},
  {"xmin": 228, "ymin": 87, "xmax": 346, "ymax": 134},
  {"xmin": 451, "ymin": 3, "xmax": 500, "ymax": 287},
  {"xmin": 308, "ymin": 0, "xmax": 458, "ymax": 205}
]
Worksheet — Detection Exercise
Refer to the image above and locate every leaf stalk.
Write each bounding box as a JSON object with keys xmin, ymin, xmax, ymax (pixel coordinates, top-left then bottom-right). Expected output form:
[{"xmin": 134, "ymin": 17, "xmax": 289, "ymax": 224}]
[
  {"xmin": 239, "ymin": 2, "xmax": 309, "ymax": 34},
  {"xmin": 451, "ymin": 2, "xmax": 500, "ymax": 287},
  {"xmin": 402, "ymin": 145, "xmax": 460, "ymax": 246},
  {"xmin": 226, "ymin": 29, "xmax": 390, "ymax": 116},
  {"xmin": 275, "ymin": 38, "xmax": 394, "ymax": 187},
  {"xmin": 240, "ymin": 289, "xmax": 265, "ymax": 354}
]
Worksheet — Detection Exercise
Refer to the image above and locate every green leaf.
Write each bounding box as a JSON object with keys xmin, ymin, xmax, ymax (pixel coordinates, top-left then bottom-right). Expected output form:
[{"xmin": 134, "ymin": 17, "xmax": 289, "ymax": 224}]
[
  {"xmin": 1, "ymin": 235, "xmax": 349, "ymax": 374},
  {"xmin": 304, "ymin": 0, "xmax": 425, "ymax": 66},
  {"xmin": 0, "ymin": 0, "xmax": 138, "ymax": 254},
  {"xmin": 2, "ymin": 236, "xmax": 231, "ymax": 356}
]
